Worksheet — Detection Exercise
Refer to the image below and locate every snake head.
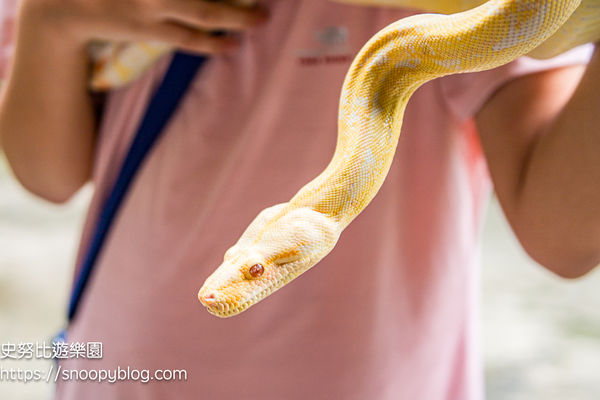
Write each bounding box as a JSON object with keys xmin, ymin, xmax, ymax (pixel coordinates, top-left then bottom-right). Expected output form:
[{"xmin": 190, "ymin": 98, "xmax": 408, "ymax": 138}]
[{"xmin": 198, "ymin": 204, "xmax": 340, "ymax": 317}]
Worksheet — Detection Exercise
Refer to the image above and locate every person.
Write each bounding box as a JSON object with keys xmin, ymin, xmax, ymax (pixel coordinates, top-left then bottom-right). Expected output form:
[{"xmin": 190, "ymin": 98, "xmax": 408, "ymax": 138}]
[{"xmin": 0, "ymin": 0, "xmax": 598, "ymax": 399}]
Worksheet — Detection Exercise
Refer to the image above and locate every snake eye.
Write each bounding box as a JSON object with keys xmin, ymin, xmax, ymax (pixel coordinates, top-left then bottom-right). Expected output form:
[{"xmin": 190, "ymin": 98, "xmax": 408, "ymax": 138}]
[{"xmin": 248, "ymin": 264, "xmax": 264, "ymax": 278}]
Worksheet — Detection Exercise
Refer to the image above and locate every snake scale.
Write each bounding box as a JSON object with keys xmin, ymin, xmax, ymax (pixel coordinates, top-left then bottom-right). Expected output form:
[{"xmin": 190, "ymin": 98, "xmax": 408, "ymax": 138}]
[{"xmin": 90, "ymin": 0, "xmax": 599, "ymax": 317}]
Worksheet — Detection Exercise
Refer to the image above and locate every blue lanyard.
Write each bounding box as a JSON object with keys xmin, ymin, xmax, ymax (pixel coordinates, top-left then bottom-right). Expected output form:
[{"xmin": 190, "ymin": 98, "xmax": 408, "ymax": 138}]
[{"xmin": 68, "ymin": 52, "xmax": 206, "ymax": 321}]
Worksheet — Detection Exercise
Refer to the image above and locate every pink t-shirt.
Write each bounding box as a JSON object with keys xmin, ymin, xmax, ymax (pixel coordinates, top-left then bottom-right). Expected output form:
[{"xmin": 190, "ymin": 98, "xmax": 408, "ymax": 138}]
[{"xmin": 1, "ymin": 1, "xmax": 591, "ymax": 399}]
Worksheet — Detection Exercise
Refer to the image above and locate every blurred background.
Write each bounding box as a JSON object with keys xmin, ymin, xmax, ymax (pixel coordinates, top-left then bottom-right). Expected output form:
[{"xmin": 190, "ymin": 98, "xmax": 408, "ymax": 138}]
[{"xmin": 0, "ymin": 152, "xmax": 599, "ymax": 400}]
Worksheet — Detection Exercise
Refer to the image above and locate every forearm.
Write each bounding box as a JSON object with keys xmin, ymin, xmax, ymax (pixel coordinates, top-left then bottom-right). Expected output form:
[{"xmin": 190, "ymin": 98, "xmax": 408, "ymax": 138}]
[
  {"xmin": 514, "ymin": 47, "xmax": 600, "ymax": 276},
  {"xmin": 0, "ymin": 2, "xmax": 96, "ymax": 203}
]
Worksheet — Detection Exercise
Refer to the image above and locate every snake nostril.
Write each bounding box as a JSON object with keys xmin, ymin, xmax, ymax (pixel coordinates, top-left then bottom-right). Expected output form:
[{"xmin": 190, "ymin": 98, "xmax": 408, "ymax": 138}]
[{"xmin": 201, "ymin": 293, "xmax": 217, "ymax": 306}]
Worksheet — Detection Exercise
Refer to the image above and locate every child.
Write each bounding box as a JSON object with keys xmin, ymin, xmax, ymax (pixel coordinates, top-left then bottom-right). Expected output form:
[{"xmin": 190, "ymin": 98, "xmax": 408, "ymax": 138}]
[{"xmin": 0, "ymin": 1, "xmax": 597, "ymax": 399}]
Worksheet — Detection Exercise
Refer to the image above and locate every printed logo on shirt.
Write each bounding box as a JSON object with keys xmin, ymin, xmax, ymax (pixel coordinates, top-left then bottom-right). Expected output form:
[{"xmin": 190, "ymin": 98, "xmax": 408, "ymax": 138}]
[{"xmin": 296, "ymin": 26, "xmax": 353, "ymax": 66}]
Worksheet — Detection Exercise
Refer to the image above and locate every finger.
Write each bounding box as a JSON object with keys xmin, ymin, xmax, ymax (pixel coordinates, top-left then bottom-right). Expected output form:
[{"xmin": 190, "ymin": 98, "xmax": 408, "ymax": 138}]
[
  {"xmin": 143, "ymin": 23, "xmax": 240, "ymax": 54},
  {"xmin": 161, "ymin": 0, "xmax": 268, "ymax": 31}
]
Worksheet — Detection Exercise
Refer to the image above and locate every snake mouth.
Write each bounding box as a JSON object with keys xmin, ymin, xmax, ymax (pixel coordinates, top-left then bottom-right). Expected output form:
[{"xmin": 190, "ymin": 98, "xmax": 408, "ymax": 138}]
[
  {"xmin": 201, "ymin": 262, "xmax": 304, "ymax": 318},
  {"xmin": 200, "ymin": 242, "xmax": 336, "ymax": 317},
  {"xmin": 204, "ymin": 284, "xmax": 277, "ymax": 318}
]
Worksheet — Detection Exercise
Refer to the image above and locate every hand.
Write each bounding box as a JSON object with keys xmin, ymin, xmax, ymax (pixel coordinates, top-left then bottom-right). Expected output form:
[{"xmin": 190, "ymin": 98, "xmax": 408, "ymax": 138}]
[{"xmin": 21, "ymin": 0, "xmax": 268, "ymax": 54}]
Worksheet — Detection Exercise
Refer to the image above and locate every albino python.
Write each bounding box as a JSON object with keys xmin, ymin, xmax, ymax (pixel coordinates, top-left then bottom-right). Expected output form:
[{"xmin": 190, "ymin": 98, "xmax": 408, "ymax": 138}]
[{"xmin": 89, "ymin": 0, "xmax": 599, "ymax": 317}]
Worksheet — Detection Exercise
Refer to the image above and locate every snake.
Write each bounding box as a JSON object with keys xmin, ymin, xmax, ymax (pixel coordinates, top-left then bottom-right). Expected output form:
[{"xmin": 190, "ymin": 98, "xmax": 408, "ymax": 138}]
[{"xmin": 87, "ymin": 0, "xmax": 600, "ymax": 317}]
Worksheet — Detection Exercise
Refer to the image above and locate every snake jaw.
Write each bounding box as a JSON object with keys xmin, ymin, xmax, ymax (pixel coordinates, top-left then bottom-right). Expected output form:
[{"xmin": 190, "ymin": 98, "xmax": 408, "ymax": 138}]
[
  {"xmin": 198, "ymin": 258, "xmax": 307, "ymax": 318},
  {"xmin": 197, "ymin": 254, "xmax": 301, "ymax": 318},
  {"xmin": 197, "ymin": 257, "xmax": 265, "ymax": 317}
]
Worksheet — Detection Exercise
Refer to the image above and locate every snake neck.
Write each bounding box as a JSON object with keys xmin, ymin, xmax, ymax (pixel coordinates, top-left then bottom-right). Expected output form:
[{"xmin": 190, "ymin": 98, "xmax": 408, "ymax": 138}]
[{"xmin": 288, "ymin": 0, "xmax": 580, "ymax": 229}]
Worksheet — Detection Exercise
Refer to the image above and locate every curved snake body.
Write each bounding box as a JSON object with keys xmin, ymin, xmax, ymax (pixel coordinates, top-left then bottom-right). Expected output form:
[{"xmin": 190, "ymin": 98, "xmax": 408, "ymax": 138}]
[
  {"xmin": 90, "ymin": 0, "xmax": 597, "ymax": 317},
  {"xmin": 197, "ymin": 0, "xmax": 587, "ymax": 317}
]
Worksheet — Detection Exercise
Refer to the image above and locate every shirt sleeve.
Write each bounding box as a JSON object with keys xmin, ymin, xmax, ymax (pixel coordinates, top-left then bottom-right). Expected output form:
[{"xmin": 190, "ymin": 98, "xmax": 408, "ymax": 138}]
[
  {"xmin": 439, "ymin": 44, "xmax": 594, "ymax": 121},
  {"xmin": 0, "ymin": 0, "xmax": 18, "ymax": 81}
]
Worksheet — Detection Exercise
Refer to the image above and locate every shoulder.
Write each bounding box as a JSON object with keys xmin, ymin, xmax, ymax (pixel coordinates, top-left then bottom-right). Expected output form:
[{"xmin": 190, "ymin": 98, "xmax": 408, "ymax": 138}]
[{"xmin": 439, "ymin": 45, "xmax": 593, "ymax": 121}]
